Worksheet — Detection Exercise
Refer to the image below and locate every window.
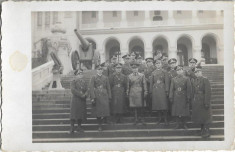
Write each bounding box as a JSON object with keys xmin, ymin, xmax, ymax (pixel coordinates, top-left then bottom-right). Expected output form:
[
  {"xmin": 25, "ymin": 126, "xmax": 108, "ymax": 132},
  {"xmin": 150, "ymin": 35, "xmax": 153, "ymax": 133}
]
[
  {"xmin": 199, "ymin": 10, "xmax": 204, "ymax": 14},
  {"xmin": 112, "ymin": 11, "xmax": 117, "ymax": 17},
  {"xmin": 91, "ymin": 12, "xmax": 96, "ymax": 18},
  {"xmin": 37, "ymin": 12, "xmax": 42, "ymax": 27},
  {"xmin": 64, "ymin": 12, "xmax": 72, "ymax": 18},
  {"xmin": 154, "ymin": 11, "xmax": 161, "ymax": 15},
  {"xmin": 134, "ymin": 11, "xmax": 138, "ymax": 16},
  {"xmin": 45, "ymin": 12, "xmax": 50, "ymax": 27},
  {"xmin": 177, "ymin": 10, "xmax": 182, "ymax": 14},
  {"xmin": 53, "ymin": 12, "xmax": 58, "ymax": 24}
]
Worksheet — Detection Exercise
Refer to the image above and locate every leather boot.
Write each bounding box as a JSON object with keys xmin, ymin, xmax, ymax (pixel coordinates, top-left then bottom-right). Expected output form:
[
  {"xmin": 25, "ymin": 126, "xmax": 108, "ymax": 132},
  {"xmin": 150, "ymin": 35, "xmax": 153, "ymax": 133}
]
[
  {"xmin": 69, "ymin": 120, "xmax": 75, "ymax": 134},
  {"xmin": 174, "ymin": 117, "xmax": 180, "ymax": 129},
  {"xmin": 133, "ymin": 109, "xmax": 138, "ymax": 125},
  {"xmin": 157, "ymin": 111, "xmax": 162, "ymax": 125}
]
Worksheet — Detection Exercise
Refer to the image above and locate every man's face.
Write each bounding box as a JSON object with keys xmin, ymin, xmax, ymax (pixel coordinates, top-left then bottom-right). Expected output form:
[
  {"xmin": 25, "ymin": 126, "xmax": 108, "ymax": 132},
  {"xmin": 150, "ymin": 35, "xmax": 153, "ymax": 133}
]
[
  {"xmin": 146, "ymin": 61, "xmax": 153, "ymax": 67},
  {"xmin": 176, "ymin": 69, "xmax": 183, "ymax": 75},
  {"xmin": 189, "ymin": 62, "xmax": 196, "ymax": 68},
  {"xmin": 132, "ymin": 67, "xmax": 138, "ymax": 73},
  {"xmin": 131, "ymin": 54, "xmax": 136, "ymax": 60},
  {"xmin": 137, "ymin": 59, "xmax": 142, "ymax": 64},
  {"xmin": 97, "ymin": 68, "xmax": 103, "ymax": 75},
  {"xmin": 116, "ymin": 67, "xmax": 122, "ymax": 73},
  {"xmin": 155, "ymin": 62, "xmax": 162, "ymax": 69},
  {"xmin": 195, "ymin": 71, "xmax": 202, "ymax": 77},
  {"xmin": 170, "ymin": 62, "xmax": 176, "ymax": 69}
]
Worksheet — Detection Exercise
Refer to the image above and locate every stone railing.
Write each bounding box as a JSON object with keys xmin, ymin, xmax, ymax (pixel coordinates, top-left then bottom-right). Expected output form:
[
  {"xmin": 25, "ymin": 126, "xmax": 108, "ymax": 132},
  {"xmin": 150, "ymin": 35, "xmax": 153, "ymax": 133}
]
[{"xmin": 32, "ymin": 61, "xmax": 54, "ymax": 90}]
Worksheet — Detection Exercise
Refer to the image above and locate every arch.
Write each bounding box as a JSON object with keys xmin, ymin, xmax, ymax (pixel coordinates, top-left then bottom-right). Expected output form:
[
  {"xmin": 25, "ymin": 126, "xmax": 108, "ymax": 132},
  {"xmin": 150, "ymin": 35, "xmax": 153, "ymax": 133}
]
[
  {"xmin": 104, "ymin": 37, "xmax": 121, "ymax": 61},
  {"xmin": 128, "ymin": 36, "xmax": 145, "ymax": 58},
  {"xmin": 175, "ymin": 34, "xmax": 195, "ymax": 48},
  {"xmin": 177, "ymin": 35, "xmax": 193, "ymax": 66},
  {"xmin": 152, "ymin": 35, "xmax": 169, "ymax": 56},
  {"xmin": 200, "ymin": 32, "xmax": 220, "ymax": 47},
  {"xmin": 103, "ymin": 36, "xmax": 122, "ymax": 52},
  {"xmin": 201, "ymin": 34, "xmax": 218, "ymax": 64}
]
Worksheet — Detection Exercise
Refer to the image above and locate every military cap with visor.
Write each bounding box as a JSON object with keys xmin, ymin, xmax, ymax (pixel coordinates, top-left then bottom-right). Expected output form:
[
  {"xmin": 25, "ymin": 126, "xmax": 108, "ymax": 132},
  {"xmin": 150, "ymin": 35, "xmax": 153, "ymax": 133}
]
[
  {"xmin": 168, "ymin": 58, "xmax": 177, "ymax": 64},
  {"xmin": 74, "ymin": 69, "xmax": 83, "ymax": 75},
  {"xmin": 188, "ymin": 58, "xmax": 198, "ymax": 63}
]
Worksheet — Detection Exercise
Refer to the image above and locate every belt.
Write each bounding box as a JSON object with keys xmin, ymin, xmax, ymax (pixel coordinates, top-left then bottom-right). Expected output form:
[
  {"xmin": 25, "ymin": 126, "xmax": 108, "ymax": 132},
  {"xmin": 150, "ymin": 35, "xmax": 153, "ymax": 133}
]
[
  {"xmin": 115, "ymin": 84, "xmax": 123, "ymax": 87},
  {"xmin": 175, "ymin": 87, "xmax": 185, "ymax": 92},
  {"xmin": 96, "ymin": 86, "xmax": 104, "ymax": 89}
]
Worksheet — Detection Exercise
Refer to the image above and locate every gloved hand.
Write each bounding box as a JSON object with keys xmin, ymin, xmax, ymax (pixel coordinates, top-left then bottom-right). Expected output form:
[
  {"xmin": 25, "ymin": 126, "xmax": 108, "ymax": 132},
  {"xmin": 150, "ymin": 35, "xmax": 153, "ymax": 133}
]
[{"xmin": 91, "ymin": 99, "xmax": 96, "ymax": 106}]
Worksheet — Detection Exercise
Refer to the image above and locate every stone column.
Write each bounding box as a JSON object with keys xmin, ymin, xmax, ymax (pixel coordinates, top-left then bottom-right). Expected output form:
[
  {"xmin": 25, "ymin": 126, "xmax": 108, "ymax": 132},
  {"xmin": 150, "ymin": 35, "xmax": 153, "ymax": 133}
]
[
  {"xmin": 193, "ymin": 45, "xmax": 202, "ymax": 63},
  {"xmin": 144, "ymin": 11, "xmax": 151, "ymax": 27},
  {"xmin": 168, "ymin": 46, "xmax": 177, "ymax": 59},
  {"xmin": 217, "ymin": 46, "xmax": 224, "ymax": 64},
  {"xmin": 168, "ymin": 11, "xmax": 174, "ymax": 25},
  {"xmin": 121, "ymin": 11, "xmax": 127, "ymax": 27},
  {"xmin": 216, "ymin": 10, "xmax": 222, "ymax": 23},
  {"xmin": 192, "ymin": 10, "xmax": 198, "ymax": 24},
  {"xmin": 98, "ymin": 11, "xmax": 104, "ymax": 28}
]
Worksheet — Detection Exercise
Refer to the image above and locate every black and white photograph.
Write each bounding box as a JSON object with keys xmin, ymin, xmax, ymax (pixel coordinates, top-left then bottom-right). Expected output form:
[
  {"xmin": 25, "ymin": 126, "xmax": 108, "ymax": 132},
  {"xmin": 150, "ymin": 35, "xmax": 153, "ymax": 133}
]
[
  {"xmin": 1, "ymin": 1, "xmax": 234, "ymax": 151},
  {"xmin": 32, "ymin": 10, "xmax": 225, "ymax": 142}
]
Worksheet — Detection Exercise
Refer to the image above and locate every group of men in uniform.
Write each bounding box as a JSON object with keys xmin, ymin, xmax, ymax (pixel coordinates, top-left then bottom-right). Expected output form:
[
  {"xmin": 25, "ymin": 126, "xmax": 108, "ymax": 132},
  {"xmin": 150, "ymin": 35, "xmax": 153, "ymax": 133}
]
[{"xmin": 69, "ymin": 51, "xmax": 212, "ymax": 139}]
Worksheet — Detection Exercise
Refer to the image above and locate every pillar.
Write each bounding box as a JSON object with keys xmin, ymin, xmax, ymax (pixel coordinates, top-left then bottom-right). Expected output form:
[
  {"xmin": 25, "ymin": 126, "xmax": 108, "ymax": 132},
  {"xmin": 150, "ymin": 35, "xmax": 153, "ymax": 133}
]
[
  {"xmin": 192, "ymin": 10, "xmax": 198, "ymax": 24},
  {"xmin": 98, "ymin": 11, "xmax": 104, "ymax": 28},
  {"xmin": 168, "ymin": 46, "xmax": 177, "ymax": 59},
  {"xmin": 217, "ymin": 46, "xmax": 224, "ymax": 65},
  {"xmin": 144, "ymin": 11, "xmax": 151, "ymax": 27},
  {"xmin": 193, "ymin": 45, "xmax": 202, "ymax": 63},
  {"xmin": 121, "ymin": 11, "xmax": 127, "ymax": 27},
  {"xmin": 168, "ymin": 11, "xmax": 174, "ymax": 25}
]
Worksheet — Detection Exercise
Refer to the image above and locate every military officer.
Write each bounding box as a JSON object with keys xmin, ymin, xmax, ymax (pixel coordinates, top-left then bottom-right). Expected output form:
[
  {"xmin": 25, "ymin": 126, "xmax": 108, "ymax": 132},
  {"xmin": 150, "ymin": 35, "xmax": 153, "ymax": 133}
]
[
  {"xmin": 191, "ymin": 65, "xmax": 212, "ymax": 138},
  {"xmin": 70, "ymin": 69, "xmax": 88, "ymax": 134},
  {"xmin": 167, "ymin": 58, "xmax": 178, "ymax": 117},
  {"xmin": 137, "ymin": 55, "xmax": 146, "ymax": 74},
  {"xmin": 154, "ymin": 50, "xmax": 163, "ymax": 61},
  {"xmin": 90, "ymin": 65, "xmax": 112, "ymax": 131},
  {"xmin": 109, "ymin": 63, "xmax": 127, "ymax": 123},
  {"xmin": 144, "ymin": 57, "xmax": 156, "ymax": 113},
  {"xmin": 127, "ymin": 61, "xmax": 148, "ymax": 125},
  {"xmin": 186, "ymin": 58, "xmax": 198, "ymax": 81},
  {"xmin": 169, "ymin": 65, "xmax": 192, "ymax": 129},
  {"xmin": 122, "ymin": 54, "xmax": 132, "ymax": 76},
  {"xmin": 150, "ymin": 60, "xmax": 170, "ymax": 125},
  {"xmin": 107, "ymin": 55, "xmax": 118, "ymax": 76}
]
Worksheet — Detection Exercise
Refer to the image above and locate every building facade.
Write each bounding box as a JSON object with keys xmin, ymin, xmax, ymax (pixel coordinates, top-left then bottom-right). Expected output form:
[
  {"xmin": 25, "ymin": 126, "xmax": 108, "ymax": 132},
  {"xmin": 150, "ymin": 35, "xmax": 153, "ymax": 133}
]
[{"xmin": 32, "ymin": 10, "xmax": 224, "ymax": 67}]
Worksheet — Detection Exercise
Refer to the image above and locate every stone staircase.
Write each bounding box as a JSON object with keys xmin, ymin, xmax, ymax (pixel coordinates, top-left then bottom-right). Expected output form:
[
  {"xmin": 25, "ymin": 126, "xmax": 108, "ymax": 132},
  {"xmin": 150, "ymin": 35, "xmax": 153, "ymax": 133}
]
[{"xmin": 32, "ymin": 65, "xmax": 224, "ymax": 143}]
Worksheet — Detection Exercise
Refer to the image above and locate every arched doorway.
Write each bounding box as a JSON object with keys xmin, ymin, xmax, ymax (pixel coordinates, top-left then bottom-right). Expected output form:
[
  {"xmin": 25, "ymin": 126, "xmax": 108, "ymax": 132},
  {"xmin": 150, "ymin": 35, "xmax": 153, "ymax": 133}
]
[
  {"xmin": 105, "ymin": 38, "xmax": 121, "ymax": 62},
  {"xmin": 177, "ymin": 36, "xmax": 193, "ymax": 66},
  {"xmin": 152, "ymin": 36, "xmax": 168, "ymax": 57},
  {"xmin": 129, "ymin": 38, "xmax": 145, "ymax": 58},
  {"xmin": 201, "ymin": 35, "xmax": 217, "ymax": 64}
]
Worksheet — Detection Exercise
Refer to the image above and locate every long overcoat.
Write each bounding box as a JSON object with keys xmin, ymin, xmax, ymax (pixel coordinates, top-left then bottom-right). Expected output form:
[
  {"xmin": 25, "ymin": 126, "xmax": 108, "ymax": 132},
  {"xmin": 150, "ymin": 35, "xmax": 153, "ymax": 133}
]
[
  {"xmin": 90, "ymin": 74, "xmax": 111, "ymax": 117},
  {"xmin": 127, "ymin": 72, "xmax": 147, "ymax": 108},
  {"xmin": 109, "ymin": 72, "xmax": 127, "ymax": 114},
  {"xmin": 70, "ymin": 78, "xmax": 87, "ymax": 120},
  {"xmin": 150, "ymin": 68, "xmax": 170, "ymax": 110},
  {"xmin": 191, "ymin": 76, "xmax": 212, "ymax": 123},
  {"xmin": 169, "ymin": 75, "xmax": 192, "ymax": 116}
]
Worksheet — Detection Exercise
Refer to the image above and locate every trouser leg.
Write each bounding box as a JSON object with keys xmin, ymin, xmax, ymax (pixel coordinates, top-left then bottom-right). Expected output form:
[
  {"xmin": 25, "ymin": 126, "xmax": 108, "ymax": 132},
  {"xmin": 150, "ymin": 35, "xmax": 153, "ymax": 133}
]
[
  {"xmin": 76, "ymin": 119, "xmax": 84, "ymax": 132},
  {"xmin": 157, "ymin": 111, "xmax": 162, "ymax": 124},
  {"xmin": 174, "ymin": 116, "xmax": 180, "ymax": 129},
  {"xmin": 70, "ymin": 119, "xmax": 75, "ymax": 134},
  {"xmin": 97, "ymin": 117, "xmax": 103, "ymax": 131},
  {"xmin": 163, "ymin": 110, "xmax": 169, "ymax": 125},
  {"xmin": 133, "ymin": 108, "xmax": 138, "ymax": 125}
]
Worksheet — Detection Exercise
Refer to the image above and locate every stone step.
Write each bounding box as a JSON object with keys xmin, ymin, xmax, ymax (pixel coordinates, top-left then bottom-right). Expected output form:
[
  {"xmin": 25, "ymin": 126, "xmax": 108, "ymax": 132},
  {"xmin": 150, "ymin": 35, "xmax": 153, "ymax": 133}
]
[
  {"xmin": 32, "ymin": 111, "xmax": 223, "ymax": 119},
  {"xmin": 33, "ymin": 128, "xmax": 224, "ymax": 139},
  {"xmin": 33, "ymin": 121, "xmax": 224, "ymax": 131},
  {"xmin": 32, "ymin": 105, "xmax": 224, "ymax": 114},
  {"xmin": 32, "ymin": 135, "xmax": 224, "ymax": 143},
  {"xmin": 32, "ymin": 115, "xmax": 224, "ymax": 126}
]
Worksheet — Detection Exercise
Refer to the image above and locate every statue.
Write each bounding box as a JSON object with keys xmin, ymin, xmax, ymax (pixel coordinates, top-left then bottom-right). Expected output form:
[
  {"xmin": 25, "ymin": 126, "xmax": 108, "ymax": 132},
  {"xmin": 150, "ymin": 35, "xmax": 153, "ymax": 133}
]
[{"xmin": 48, "ymin": 52, "xmax": 64, "ymax": 90}]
